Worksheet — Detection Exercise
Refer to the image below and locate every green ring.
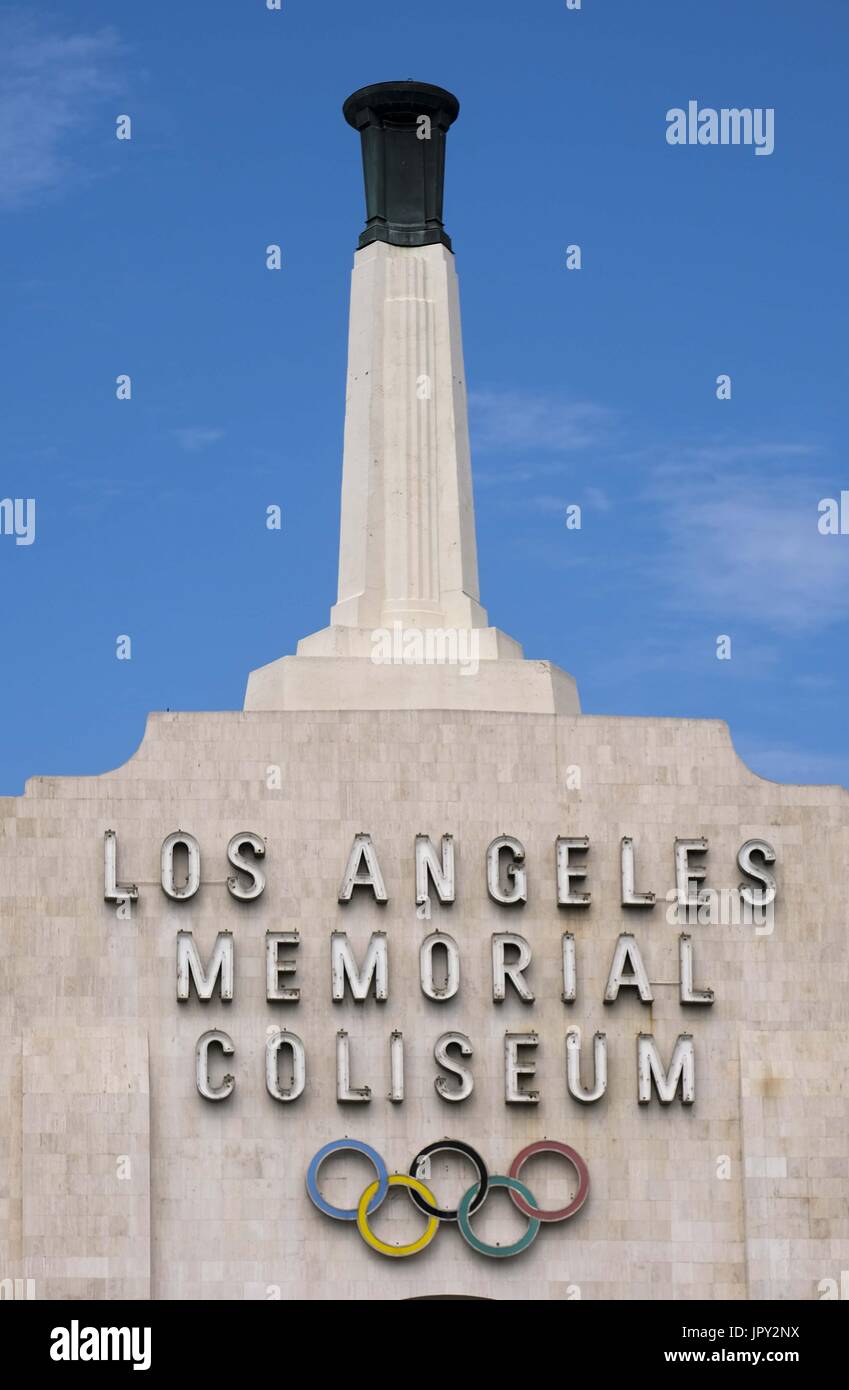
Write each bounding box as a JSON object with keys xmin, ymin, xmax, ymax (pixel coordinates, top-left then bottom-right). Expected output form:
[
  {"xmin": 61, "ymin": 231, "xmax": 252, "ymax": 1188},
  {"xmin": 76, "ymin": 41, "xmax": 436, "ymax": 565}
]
[{"xmin": 457, "ymin": 1175, "xmax": 541, "ymax": 1258}]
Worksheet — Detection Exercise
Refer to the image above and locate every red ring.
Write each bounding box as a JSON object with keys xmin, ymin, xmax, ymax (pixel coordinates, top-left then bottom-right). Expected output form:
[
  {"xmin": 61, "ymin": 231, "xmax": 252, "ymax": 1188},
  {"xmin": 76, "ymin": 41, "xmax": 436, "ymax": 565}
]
[{"xmin": 507, "ymin": 1141, "xmax": 589, "ymax": 1222}]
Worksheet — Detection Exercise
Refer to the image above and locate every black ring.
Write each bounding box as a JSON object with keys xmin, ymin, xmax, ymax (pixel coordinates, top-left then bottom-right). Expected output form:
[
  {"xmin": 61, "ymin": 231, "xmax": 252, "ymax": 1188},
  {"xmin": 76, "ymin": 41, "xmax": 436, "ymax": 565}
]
[{"xmin": 407, "ymin": 1140, "xmax": 489, "ymax": 1221}]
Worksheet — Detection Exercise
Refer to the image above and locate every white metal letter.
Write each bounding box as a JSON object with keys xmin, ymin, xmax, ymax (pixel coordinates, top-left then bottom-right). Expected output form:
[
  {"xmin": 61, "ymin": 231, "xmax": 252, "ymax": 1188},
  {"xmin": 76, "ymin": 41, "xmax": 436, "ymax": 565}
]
[
  {"xmin": 566, "ymin": 1029, "xmax": 608, "ymax": 1103},
  {"xmin": 679, "ymin": 933, "xmax": 714, "ymax": 1004},
  {"xmin": 675, "ymin": 837, "xmax": 708, "ymax": 910},
  {"xmin": 738, "ymin": 838, "xmax": 777, "ymax": 906},
  {"xmin": 177, "ymin": 932, "xmax": 233, "ymax": 1001},
  {"xmin": 196, "ymin": 1030, "xmax": 234, "ymax": 1101},
  {"xmin": 419, "ymin": 932, "xmax": 460, "ymax": 1000},
  {"xmin": 265, "ymin": 1029, "xmax": 305, "ymax": 1101},
  {"xmin": 338, "ymin": 833, "xmax": 388, "ymax": 902},
  {"xmin": 562, "ymin": 932, "xmax": 576, "ymax": 1002},
  {"xmin": 103, "ymin": 830, "xmax": 138, "ymax": 901},
  {"xmin": 505, "ymin": 1032, "xmax": 539, "ymax": 1104},
  {"xmin": 434, "ymin": 1032, "xmax": 474, "ymax": 1102},
  {"xmin": 336, "ymin": 1029, "xmax": 371, "ymax": 1102},
  {"xmin": 492, "ymin": 933, "xmax": 534, "ymax": 1003},
  {"xmin": 227, "ymin": 831, "xmax": 266, "ymax": 900},
  {"xmin": 556, "ymin": 836, "xmax": 590, "ymax": 906},
  {"xmin": 161, "ymin": 831, "xmax": 201, "ymax": 900},
  {"xmin": 603, "ymin": 933, "xmax": 653, "ymax": 1003},
  {"xmin": 638, "ymin": 1033, "xmax": 695, "ymax": 1104},
  {"xmin": 266, "ymin": 931, "xmax": 299, "ymax": 1002},
  {"xmin": 620, "ymin": 836, "xmax": 655, "ymax": 907},
  {"xmin": 331, "ymin": 931, "xmax": 388, "ymax": 1002},
  {"xmin": 486, "ymin": 836, "xmax": 527, "ymax": 904},
  {"xmin": 389, "ymin": 1030, "xmax": 404, "ymax": 1102},
  {"xmin": 416, "ymin": 833, "xmax": 455, "ymax": 918}
]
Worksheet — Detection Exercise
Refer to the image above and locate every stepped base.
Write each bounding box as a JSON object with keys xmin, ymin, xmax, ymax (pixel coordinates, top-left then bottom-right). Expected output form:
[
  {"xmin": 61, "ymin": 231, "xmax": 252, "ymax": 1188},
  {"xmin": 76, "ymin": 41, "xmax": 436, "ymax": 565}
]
[
  {"xmin": 243, "ymin": 652, "xmax": 580, "ymax": 714},
  {"xmin": 295, "ymin": 623, "xmax": 524, "ymax": 661}
]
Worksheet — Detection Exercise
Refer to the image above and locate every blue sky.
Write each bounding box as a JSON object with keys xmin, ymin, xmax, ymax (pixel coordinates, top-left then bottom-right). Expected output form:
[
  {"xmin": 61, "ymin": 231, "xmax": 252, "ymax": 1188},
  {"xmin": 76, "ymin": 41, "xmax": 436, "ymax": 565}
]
[{"xmin": 1, "ymin": 0, "xmax": 847, "ymax": 793}]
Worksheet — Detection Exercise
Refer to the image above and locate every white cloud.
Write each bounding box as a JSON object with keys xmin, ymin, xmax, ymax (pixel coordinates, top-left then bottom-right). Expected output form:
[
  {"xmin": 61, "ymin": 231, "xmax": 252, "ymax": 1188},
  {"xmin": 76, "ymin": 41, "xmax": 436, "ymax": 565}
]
[
  {"xmin": 584, "ymin": 485, "xmax": 611, "ymax": 512},
  {"xmin": 524, "ymin": 494, "xmax": 572, "ymax": 514},
  {"xmin": 645, "ymin": 444, "xmax": 849, "ymax": 633},
  {"xmin": 0, "ymin": 14, "xmax": 121, "ymax": 209},
  {"xmin": 793, "ymin": 672, "xmax": 837, "ymax": 692},
  {"xmin": 640, "ymin": 441, "xmax": 815, "ymax": 469},
  {"xmin": 514, "ymin": 486, "xmax": 611, "ymax": 517},
  {"xmin": 469, "ymin": 389, "xmax": 612, "ymax": 455},
  {"xmin": 174, "ymin": 427, "xmax": 225, "ymax": 453}
]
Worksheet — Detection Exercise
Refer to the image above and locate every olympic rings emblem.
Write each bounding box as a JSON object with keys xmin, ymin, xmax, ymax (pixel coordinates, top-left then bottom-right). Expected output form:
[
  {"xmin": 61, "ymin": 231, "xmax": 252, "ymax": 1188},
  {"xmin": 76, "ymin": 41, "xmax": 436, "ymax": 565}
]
[{"xmin": 306, "ymin": 1138, "xmax": 589, "ymax": 1258}]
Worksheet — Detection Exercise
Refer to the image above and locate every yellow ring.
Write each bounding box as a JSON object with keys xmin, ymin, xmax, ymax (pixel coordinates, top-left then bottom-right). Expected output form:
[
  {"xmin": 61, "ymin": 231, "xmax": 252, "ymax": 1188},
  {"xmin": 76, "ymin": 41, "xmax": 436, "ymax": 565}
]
[{"xmin": 356, "ymin": 1174, "xmax": 440, "ymax": 1257}]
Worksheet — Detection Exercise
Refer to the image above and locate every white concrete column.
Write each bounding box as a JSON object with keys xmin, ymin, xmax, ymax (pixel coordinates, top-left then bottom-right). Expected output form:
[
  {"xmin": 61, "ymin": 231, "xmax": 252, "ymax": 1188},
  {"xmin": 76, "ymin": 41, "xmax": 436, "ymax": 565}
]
[
  {"xmin": 330, "ymin": 240, "xmax": 488, "ymax": 635},
  {"xmin": 245, "ymin": 233, "xmax": 580, "ymax": 712}
]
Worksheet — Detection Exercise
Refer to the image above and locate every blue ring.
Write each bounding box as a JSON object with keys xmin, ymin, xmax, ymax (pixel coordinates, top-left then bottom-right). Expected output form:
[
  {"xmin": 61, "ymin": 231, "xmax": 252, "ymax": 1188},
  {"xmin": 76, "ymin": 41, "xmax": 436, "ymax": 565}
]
[{"xmin": 306, "ymin": 1140, "xmax": 389, "ymax": 1221}]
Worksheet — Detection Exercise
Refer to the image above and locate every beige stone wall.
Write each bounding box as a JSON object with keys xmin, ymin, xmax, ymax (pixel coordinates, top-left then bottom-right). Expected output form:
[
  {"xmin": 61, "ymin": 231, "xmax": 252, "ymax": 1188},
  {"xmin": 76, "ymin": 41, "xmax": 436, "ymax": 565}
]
[{"xmin": 1, "ymin": 709, "xmax": 846, "ymax": 1300}]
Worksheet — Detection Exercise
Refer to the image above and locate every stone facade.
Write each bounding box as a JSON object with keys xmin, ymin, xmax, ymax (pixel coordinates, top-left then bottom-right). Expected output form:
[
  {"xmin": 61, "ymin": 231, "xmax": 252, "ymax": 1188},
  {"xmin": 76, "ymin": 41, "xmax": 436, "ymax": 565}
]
[{"xmin": 1, "ymin": 708, "xmax": 846, "ymax": 1300}]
